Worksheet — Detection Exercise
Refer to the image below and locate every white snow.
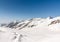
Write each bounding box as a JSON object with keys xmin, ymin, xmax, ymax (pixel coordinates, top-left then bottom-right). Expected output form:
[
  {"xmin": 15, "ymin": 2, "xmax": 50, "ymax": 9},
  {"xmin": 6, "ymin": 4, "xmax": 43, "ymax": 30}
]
[{"xmin": 0, "ymin": 17, "xmax": 60, "ymax": 42}]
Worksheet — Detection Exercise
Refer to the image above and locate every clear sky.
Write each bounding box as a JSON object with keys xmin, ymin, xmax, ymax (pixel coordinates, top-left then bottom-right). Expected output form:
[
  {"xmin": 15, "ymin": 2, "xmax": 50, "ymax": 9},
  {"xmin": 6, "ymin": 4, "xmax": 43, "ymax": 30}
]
[{"xmin": 0, "ymin": 0, "xmax": 60, "ymax": 23}]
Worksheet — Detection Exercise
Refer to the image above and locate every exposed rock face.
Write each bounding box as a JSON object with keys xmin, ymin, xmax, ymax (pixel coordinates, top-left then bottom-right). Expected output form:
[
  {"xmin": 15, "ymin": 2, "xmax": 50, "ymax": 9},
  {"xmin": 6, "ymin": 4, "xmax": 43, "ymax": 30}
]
[
  {"xmin": 6, "ymin": 21, "xmax": 19, "ymax": 28},
  {"xmin": 49, "ymin": 19, "xmax": 60, "ymax": 25}
]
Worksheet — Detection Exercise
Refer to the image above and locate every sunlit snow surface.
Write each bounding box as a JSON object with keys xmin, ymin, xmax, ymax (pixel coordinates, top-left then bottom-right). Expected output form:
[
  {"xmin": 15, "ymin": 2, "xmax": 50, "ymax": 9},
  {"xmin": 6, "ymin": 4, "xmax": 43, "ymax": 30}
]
[{"xmin": 0, "ymin": 17, "xmax": 60, "ymax": 42}]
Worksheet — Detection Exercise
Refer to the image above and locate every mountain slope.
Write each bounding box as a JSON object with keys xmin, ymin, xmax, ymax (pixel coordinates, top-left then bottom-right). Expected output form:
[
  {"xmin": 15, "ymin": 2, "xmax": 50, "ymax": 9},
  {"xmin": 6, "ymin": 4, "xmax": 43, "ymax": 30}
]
[{"xmin": 0, "ymin": 17, "xmax": 60, "ymax": 42}]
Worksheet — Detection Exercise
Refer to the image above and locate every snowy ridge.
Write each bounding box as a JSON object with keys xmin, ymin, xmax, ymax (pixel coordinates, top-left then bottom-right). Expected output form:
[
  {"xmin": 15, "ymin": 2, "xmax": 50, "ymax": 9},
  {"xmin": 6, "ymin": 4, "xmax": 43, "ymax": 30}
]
[
  {"xmin": 0, "ymin": 17, "xmax": 60, "ymax": 42},
  {"xmin": 1, "ymin": 17, "xmax": 52, "ymax": 29}
]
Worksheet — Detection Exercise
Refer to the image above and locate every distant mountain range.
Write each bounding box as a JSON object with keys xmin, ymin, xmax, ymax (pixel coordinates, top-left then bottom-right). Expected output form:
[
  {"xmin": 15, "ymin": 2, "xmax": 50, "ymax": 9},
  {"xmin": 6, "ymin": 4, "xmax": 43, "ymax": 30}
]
[
  {"xmin": 1, "ymin": 16, "xmax": 60, "ymax": 30},
  {"xmin": 0, "ymin": 16, "xmax": 60, "ymax": 42}
]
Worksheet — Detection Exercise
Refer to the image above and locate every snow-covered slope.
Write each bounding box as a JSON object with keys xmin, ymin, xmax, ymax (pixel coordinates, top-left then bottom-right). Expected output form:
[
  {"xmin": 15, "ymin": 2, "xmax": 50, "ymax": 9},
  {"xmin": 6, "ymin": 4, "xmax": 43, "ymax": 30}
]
[{"xmin": 0, "ymin": 17, "xmax": 60, "ymax": 42}]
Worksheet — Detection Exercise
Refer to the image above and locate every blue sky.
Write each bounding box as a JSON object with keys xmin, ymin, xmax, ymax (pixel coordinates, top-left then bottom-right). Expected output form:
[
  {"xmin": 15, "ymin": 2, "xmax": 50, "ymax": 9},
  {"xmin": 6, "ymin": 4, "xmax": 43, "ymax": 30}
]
[{"xmin": 0, "ymin": 0, "xmax": 60, "ymax": 23}]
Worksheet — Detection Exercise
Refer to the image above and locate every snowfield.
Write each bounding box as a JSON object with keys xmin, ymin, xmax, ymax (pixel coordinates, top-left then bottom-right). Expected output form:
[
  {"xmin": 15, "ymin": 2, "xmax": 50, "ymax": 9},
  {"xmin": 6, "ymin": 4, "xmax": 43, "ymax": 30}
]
[{"xmin": 0, "ymin": 17, "xmax": 60, "ymax": 42}]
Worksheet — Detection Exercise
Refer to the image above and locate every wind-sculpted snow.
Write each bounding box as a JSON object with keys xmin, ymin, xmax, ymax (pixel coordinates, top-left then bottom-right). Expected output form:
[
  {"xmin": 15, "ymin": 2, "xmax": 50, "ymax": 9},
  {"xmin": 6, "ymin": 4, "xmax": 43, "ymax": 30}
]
[{"xmin": 0, "ymin": 17, "xmax": 60, "ymax": 42}]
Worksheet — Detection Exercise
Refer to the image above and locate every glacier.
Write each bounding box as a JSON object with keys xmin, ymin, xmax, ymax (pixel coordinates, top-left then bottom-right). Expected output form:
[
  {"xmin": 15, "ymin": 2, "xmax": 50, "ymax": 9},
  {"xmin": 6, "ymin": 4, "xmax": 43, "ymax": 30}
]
[{"xmin": 0, "ymin": 17, "xmax": 60, "ymax": 42}]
